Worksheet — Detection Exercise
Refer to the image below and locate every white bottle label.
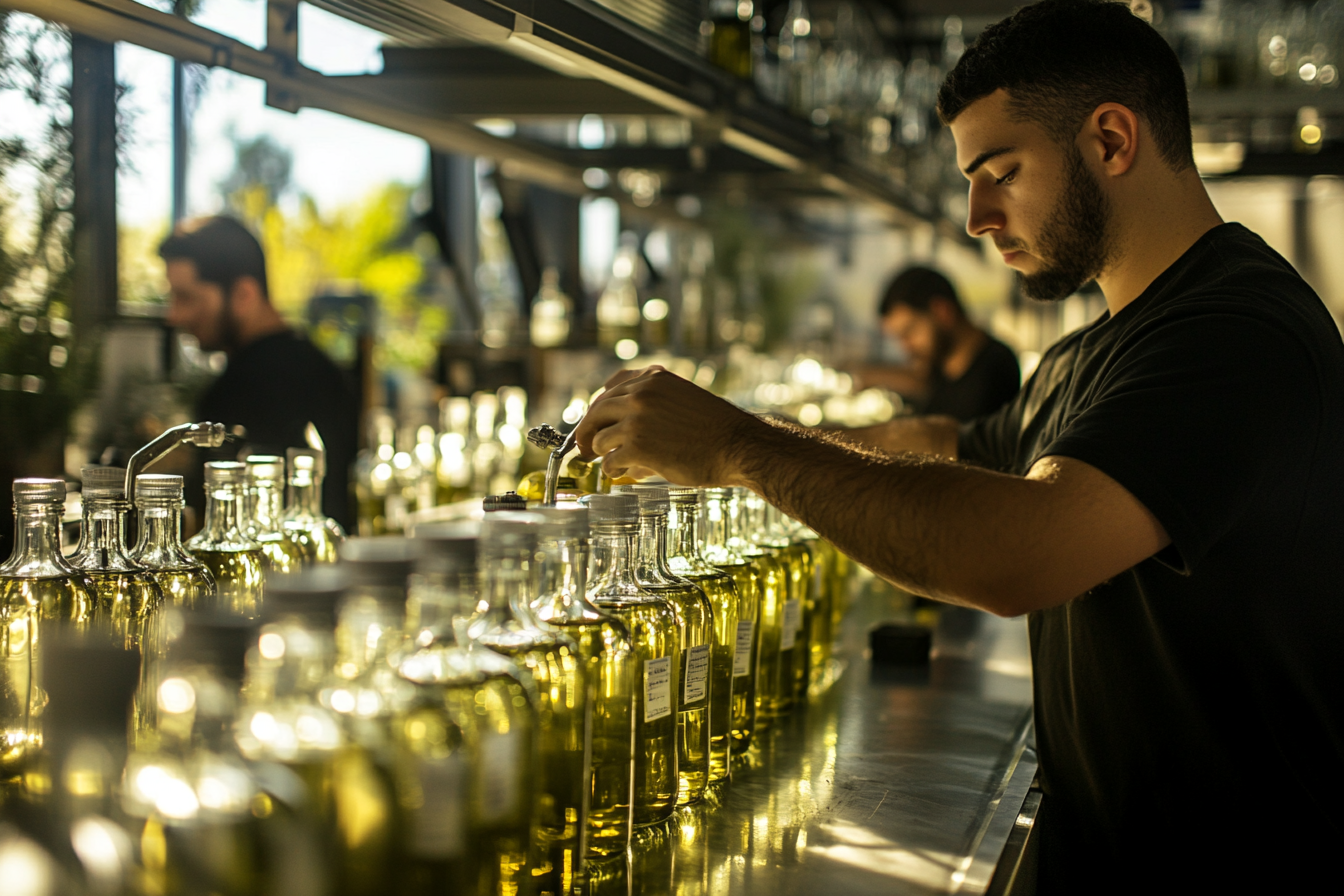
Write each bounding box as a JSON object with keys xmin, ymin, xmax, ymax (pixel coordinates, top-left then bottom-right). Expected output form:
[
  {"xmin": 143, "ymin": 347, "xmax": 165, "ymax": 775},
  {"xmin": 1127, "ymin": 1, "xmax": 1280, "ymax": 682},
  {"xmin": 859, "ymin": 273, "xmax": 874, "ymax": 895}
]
[
  {"xmin": 782, "ymin": 599, "xmax": 802, "ymax": 649},
  {"xmin": 733, "ymin": 620, "xmax": 755, "ymax": 678},
  {"xmin": 409, "ymin": 754, "xmax": 465, "ymax": 858},
  {"xmin": 644, "ymin": 657, "xmax": 672, "ymax": 722},
  {"xmin": 683, "ymin": 645, "xmax": 710, "ymax": 704},
  {"xmin": 477, "ymin": 730, "xmax": 521, "ymax": 822}
]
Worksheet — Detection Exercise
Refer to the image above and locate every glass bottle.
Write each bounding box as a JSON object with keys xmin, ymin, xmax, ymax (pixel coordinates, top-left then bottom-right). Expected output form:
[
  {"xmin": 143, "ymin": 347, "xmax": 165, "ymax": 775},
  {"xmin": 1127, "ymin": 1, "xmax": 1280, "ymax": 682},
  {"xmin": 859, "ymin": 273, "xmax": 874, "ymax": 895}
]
[
  {"xmin": 353, "ymin": 411, "xmax": 397, "ymax": 537},
  {"xmin": 186, "ymin": 462, "xmax": 265, "ymax": 618},
  {"xmin": 531, "ymin": 266, "xmax": 574, "ymax": 349},
  {"xmin": 400, "ymin": 524, "xmax": 538, "ymax": 896},
  {"xmin": 130, "ymin": 473, "xmax": 216, "ymax": 608},
  {"xmin": 1, "ymin": 479, "xmax": 95, "ymax": 782},
  {"xmin": 244, "ymin": 455, "xmax": 304, "ymax": 574},
  {"xmin": 665, "ymin": 487, "xmax": 738, "ymax": 787},
  {"xmin": 525, "ymin": 505, "xmax": 636, "ymax": 865},
  {"xmin": 707, "ymin": 0, "xmax": 754, "ymax": 79},
  {"xmin": 699, "ymin": 487, "xmax": 760, "ymax": 754},
  {"xmin": 595, "ymin": 241, "xmax": 642, "ymax": 351},
  {"xmin": 280, "ymin": 448, "xmax": 346, "ymax": 564},
  {"xmin": 67, "ymin": 465, "xmax": 166, "ymax": 740},
  {"xmin": 468, "ymin": 512, "xmax": 588, "ymax": 896},
  {"xmin": 728, "ymin": 487, "xmax": 790, "ymax": 720},
  {"xmin": 614, "ymin": 485, "xmax": 712, "ymax": 807},
  {"xmin": 753, "ymin": 496, "xmax": 812, "ymax": 705},
  {"xmin": 582, "ymin": 494, "xmax": 680, "ymax": 829}
]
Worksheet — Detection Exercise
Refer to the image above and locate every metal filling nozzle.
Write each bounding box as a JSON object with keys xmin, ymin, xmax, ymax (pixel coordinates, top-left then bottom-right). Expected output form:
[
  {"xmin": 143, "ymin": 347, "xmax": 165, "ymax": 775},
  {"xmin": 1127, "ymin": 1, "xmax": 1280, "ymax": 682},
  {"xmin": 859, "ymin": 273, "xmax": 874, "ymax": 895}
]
[
  {"xmin": 124, "ymin": 421, "xmax": 228, "ymax": 505},
  {"xmin": 527, "ymin": 423, "xmax": 582, "ymax": 507}
]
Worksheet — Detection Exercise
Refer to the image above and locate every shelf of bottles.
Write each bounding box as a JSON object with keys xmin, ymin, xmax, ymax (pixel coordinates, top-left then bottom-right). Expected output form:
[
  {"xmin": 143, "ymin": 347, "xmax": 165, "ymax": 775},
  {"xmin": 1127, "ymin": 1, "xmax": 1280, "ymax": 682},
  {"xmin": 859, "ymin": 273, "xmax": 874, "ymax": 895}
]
[{"xmin": 0, "ymin": 435, "xmax": 856, "ymax": 895}]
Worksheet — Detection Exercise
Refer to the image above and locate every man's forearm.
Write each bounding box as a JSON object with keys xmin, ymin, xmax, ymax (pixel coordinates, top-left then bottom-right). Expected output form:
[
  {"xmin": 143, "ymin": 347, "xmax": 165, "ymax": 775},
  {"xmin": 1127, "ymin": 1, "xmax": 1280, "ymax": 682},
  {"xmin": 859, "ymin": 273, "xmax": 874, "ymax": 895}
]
[{"xmin": 830, "ymin": 415, "xmax": 960, "ymax": 458}]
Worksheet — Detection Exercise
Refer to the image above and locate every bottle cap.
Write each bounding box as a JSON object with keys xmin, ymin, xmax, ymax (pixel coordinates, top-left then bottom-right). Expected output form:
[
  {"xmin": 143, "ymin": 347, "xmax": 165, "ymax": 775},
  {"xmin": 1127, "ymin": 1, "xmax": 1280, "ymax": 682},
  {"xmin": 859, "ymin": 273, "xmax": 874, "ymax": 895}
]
[
  {"xmin": 581, "ymin": 493, "xmax": 639, "ymax": 525},
  {"xmin": 173, "ymin": 612, "xmax": 261, "ymax": 683},
  {"xmin": 245, "ymin": 455, "xmax": 285, "ymax": 483},
  {"xmin": 81, "ymin": 465, "xmax": 127, "ymax": 499},
  {"xmin": 529, "ymin": 505, "xmax": 589, "ymax": 540},
  {"xmin": 667, "ymin": 486, "xmax": 701, "ymax": 502},
  {"xmin": 12, "ymin": 478, "xmax": 65, "ymax": 506},
  {"xmin": 204, "ymin": 461, "xmax": 247, "ymax": 485},
  {"xmin": 135, "ymin": 473, "xmax": 184, "ymax": 503},
  {"xmin": 612, "ymin": 484, "xmax": 670, "ymax": 515},
  {"xmin": 340, "ymin": 536, "xmax": 421, "ymax": 589},
  {"xmin": 413, "ymin": 521, "xmax": 480, "ymax": 576},
  {"xmin": 262, "ymin": 567, "xmax": 349, "ymax": 629},
  {"xmin": 287, "ymin": 448, "xmax": 325, "ymax": 478},
  {"xmin": 483, "ymin": 491, "xmax": 528, "ymax": 513},
  {"xmin": 481, "ymin": 510, "xmax": 543, "ymax": 554}
]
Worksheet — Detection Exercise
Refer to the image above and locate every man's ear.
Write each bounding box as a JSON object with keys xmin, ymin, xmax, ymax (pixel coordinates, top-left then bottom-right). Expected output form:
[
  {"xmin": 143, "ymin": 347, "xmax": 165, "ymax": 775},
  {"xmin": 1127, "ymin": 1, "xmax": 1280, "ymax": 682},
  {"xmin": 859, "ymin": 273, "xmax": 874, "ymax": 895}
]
[
  {"xmin": 1086, "ymin": 102, "xmax": 1140, "ymax": 177},
  {"xmin": 228, "ymin": 276, "xmax": 267, "ymax": 313}
]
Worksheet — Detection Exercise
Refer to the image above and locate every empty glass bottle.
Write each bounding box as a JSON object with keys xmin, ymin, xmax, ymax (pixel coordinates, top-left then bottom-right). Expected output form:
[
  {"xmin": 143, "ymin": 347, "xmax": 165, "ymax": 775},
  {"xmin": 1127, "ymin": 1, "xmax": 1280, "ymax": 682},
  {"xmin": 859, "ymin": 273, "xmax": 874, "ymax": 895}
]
[
  {"xmin": 281, "ymin": 449, "xmax": 346, "ymax": 564},
  {"xmin": 665, "ymin": 487, "xmax": 738, "ymax": 786},
  {"xmin": 245, "ymin": 455, "xmax": 304, "ymax": 574},
  {"xmin": 583, "ymin": 494, "xmax": 680, "ymax": 829},
  {"xmin": 699, "ymin": 487, "xmax": 760, "ymax": 753},
  {"xmin": 130, "ymin": 473, "xmax": 216, "ymax": 609},
  {"xmin": 525, "ymin": 505, "xmax": 636, "ymax": 865},
  {"xmin": 615, "ymin": 484, "xmax": 713, "ymax": 807},
  {"xmin": 186, "ymin": 462, "xmax": 265, "ymax": 618},
  {"xmin": 67, "ymin": 465, "xmax": 166, "ymax": 739}
]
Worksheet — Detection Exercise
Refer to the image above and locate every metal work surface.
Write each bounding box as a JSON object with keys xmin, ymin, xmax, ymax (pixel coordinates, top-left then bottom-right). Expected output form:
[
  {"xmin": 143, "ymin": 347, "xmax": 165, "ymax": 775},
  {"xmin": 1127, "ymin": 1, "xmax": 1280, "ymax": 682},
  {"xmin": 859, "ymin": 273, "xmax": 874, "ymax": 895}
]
[{"xmin": 639, "ymin": 590, "xmax": 1036, "ymax": 896}]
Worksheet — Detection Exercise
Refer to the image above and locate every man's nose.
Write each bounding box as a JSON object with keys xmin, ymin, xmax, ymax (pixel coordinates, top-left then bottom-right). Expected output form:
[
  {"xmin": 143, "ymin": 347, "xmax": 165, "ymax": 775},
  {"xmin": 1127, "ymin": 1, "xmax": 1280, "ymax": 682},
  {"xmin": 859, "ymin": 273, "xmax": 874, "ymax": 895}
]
[{"xmin": 965, "ymin": 183, "xmax": 1004, "ymax": 239}]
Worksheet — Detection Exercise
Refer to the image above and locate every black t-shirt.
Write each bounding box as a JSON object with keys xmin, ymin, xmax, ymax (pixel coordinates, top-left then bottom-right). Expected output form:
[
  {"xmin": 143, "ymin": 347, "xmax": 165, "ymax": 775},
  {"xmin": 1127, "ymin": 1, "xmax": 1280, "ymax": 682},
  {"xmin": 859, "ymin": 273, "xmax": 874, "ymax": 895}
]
[
  {"xmin": 197, "ymin": 330, "xmax": 358, "ymax": 531},
  {"xmin": 958, "ymin": 224, "xmax": 1344, "ymax": 889},
  {"xmin": 918, "ymin": 334, "xmax": 1021, "ymax": 421}
]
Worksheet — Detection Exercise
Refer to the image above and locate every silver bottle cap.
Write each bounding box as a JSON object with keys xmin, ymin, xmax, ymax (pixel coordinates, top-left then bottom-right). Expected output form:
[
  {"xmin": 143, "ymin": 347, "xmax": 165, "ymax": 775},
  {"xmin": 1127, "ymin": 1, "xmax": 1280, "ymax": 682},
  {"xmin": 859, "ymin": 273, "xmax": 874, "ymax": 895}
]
[
  {"xmin": 135, "ymin": 474, "xmax": 184, "ymax": 503},
  {"xmin": 81, "ymin": 465, "xmax": 127, "ymax": 498},
  {"xmin": 204, "ymin": 461, "xmax": 247, "ymax": 485},
  {"xmin": 580, "ymin": 493, "xmax": 639, "ymax": 524},
  {"xmin": 245, "ymin": 455, "xmax": 285, "ymax": 483},
  {"xmin": 528, "ymin": 505, "xmax": 589, "ymax": 540},
  {"xmin": 13, "ymin": 478, "xmax": 65, "ymax": 506},
  {"xmin": 481, "ymin": 510, "xmax": 543, "ymax": 554},
  {"xmin": 612, "ymin": 484, "xmax": 670, "ymax": 515}
]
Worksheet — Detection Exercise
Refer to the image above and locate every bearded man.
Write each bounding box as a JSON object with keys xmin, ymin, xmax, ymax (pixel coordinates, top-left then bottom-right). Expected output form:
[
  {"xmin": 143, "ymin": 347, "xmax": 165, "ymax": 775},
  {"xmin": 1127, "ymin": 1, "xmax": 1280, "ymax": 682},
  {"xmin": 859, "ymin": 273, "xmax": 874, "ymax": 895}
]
[{"xmin": 572, "ymin": 0, "xmax": 1344, "ymax": 889}]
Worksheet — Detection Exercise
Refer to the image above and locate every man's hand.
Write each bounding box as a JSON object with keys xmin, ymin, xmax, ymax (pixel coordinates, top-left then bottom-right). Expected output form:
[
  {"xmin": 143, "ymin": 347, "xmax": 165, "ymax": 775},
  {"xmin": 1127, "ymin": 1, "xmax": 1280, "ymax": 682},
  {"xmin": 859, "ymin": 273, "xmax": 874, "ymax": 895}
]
[{"xmin": 574, "ymin": 366, "xmax": 762, "ymax": 485}]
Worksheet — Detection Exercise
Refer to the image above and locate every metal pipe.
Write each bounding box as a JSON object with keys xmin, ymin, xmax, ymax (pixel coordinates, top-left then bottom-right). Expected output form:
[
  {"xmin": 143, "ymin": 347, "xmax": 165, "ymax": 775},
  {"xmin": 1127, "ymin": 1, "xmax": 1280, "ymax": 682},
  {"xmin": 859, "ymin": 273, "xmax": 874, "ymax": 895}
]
[{"xmin": 123, "ymin": 422, "xmax": 227, "ymax": 505}]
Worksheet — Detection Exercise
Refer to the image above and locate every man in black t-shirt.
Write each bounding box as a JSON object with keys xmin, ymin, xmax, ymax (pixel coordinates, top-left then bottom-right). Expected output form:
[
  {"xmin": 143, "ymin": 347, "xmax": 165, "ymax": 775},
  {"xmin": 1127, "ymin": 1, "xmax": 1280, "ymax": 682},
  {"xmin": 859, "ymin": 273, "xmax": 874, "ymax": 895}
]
[
  {"xmin": 569, "ymin": 0, "xmax": 1344, "ymax": 890},
  {"xmin": 853, "ymin": 266, "xmax": 1020, "ymax": 423},
  {"xmin": 160, "ymin": 217, "xmax": 357, "ymax": 531}
]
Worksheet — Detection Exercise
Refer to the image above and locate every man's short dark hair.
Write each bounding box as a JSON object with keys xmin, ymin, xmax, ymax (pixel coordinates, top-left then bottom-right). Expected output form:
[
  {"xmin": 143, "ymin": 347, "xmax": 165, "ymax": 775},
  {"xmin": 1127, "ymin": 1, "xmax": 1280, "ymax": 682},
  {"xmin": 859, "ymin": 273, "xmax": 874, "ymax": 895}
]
[
  {"xmin": 880, "ymin": 266, "xmax": 963, "ymax": 318},
  {"xmin": 158, "ymin": 216, "xmax": 270, "ymax": 299},
  {"xmin": 936, "ymin": 0, "xmax": 1194, "ymax": 172}
]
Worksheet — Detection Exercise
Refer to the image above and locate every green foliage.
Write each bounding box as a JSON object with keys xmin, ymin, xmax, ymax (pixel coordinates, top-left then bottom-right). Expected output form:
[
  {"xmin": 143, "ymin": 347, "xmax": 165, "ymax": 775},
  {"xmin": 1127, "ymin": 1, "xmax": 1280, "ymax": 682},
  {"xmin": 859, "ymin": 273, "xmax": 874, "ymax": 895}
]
[{"xmin": 0, "ymin": 13, "xmax": 97, "ymax": 462}]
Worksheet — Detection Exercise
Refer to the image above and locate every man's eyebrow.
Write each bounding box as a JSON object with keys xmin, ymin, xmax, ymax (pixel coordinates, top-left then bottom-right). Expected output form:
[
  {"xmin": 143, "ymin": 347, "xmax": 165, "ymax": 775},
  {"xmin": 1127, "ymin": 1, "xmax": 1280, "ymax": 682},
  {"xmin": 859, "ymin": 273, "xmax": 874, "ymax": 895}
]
[{"xmin": 963, "ymin": 146, "xmax": 1015, "ymax": 175}]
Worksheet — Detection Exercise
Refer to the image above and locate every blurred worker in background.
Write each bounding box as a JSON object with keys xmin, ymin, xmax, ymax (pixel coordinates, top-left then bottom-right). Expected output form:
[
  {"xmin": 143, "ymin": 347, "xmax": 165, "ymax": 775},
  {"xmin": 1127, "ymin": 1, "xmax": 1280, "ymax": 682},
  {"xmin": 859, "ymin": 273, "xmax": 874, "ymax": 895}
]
[
  {"xmin": 159, "ymin": 216, "xmax": 357, "ymax": 530},
  {"xmin": 853, "ymin": 266, "xmax": 1020, "ymax": 422}
]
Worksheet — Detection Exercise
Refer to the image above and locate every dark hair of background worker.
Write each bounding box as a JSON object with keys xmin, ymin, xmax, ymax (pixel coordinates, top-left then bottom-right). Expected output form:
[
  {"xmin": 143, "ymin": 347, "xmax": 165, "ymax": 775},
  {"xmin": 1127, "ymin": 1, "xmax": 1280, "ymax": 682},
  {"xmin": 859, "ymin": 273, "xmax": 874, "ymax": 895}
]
[
  {"xmin": 158, "ymin": 216, "xmax": 357, "ymax": 530},
  {"xmin": 856, "ymin": 265, "xmax": 1020, "ymax": 422}
]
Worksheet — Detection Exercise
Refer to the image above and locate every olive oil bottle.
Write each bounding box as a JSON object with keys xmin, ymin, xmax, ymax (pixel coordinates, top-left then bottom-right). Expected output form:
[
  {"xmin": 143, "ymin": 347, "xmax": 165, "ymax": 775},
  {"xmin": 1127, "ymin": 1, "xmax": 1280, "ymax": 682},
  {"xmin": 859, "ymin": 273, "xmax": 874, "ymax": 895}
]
[
  {"xmin": 614, "ymin": 484, "xmax": 713, "ymax": 806},
  {"xmin": 755, "ymin": 499, "xmax": 813, "ymax": 703},
  {"xmin": 186, "ymin": 462, "xmax": 265, "ymax": 618},
  {"xmin": 665, "ymin": 487, "xmax": 738, "ymax": 786},
  {"xmin": 131, "ymin": 473, "xmax": 216, "ymax": 608},
  {"xmin": 0, "ymin": 479, "xmax": 95, "ymax": 781},
  {"xmin": 399, "ymin": 528, "xmax": 539, "ymax": 896},
  {"xmin": 67, "ymin": 465, "xmax": 166, "ymax": 738},
  {"xmin": 525, "ymin": 505, "xmax": 636, "ymax": 865},
  {"xmin": 582, "ymin": 494, "xmax": 681, "ymax": 828},
  {"xmin": 464, "ymin": 512, "xmax": 588, "ymax": 896},
  {"xmin": 700, "ymin": 488, "xmax": 761, "ymax": 752},
  {"xmin": 244, "ymin": 455, "xmax": 304, "ymax": 574},
  {"xmin": 728, "ymin": 488, "xmax": 790, "ymax": 720},
  {"xmin": 280, "ymin": 448, "xmax": 346, "ymax": 564}
]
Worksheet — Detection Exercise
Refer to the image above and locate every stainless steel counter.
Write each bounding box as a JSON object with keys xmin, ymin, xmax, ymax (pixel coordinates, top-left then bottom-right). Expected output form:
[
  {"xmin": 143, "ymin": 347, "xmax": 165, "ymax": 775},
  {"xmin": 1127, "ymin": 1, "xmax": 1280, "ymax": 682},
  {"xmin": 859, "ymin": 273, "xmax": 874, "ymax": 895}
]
[{"xmin": 601, "ymin": 586, "xmax": 1037, "ymax": 896}]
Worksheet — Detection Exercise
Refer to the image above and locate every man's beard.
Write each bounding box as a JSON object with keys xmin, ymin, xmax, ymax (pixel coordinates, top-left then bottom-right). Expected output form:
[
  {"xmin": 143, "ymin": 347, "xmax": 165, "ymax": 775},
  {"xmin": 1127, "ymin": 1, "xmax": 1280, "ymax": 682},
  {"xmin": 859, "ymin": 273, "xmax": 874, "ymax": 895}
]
[{"xmin": 1013, "ymin": 144, "xmax": 1113, "ymax": 302}]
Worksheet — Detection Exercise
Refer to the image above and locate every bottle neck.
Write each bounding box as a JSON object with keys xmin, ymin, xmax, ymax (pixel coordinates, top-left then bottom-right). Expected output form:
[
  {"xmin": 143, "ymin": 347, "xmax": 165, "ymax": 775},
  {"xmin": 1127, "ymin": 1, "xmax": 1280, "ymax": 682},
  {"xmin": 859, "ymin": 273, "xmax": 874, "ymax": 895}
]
[
  {"xmin": 335, "ymin": 589, "xmax": 405, "ymax": 676},
  {"xmin": 286, "ymin": 473, "xmax": 323, "ymax": 517},
  {"xmin": 726, "ymin": 491, "xmax": 763, "ymax": 557},
  {"xmin": 634, "ymin": 511, "xmax": 676, "ymax": 584},
  {"xmin": 2, "ymin": 501, "xmax": 76, "ymax": 577},
  {"xmin": 588, "ymin": 523, "xmax": 644, "ymax": 597},
  {"xmin": 406, "ymin": 569, "xmax": 473, "ymax": 647},
  {"xmin": 133, "ymin": 500, "xmax": 193, "ymax": 567},
  {"xmin": 250, "ymin": 480, "xmax": 285, "ymax": 532},
  {"xmin": 200, "ymin": 484, "xmax": 255, "ymax": 545},
  {"xmin": 531, "ymin": 535, "xmax": 600, "ymax": 624},
  {"xmin": 71, "ymin": 497, "xmax": 137, "ymax": 572},
  {"xmin": 471, "ymin": 545, "xmax": 537, "ymax": 637},
  {"xmin": 667, "ymin": 497, "xmax": 713, "ymax": 575},
  {"xmin": 700, "ymin": 492, "xmax": 742, "ymax": 564}
]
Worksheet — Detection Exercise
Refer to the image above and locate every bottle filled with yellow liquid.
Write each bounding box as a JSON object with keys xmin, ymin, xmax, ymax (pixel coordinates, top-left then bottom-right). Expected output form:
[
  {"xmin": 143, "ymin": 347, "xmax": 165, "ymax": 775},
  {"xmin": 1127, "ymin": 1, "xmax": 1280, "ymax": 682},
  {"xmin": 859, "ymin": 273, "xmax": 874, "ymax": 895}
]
[
  {"xmin": 753, "ymin": 498, "xmax": 813, "ymax": 704},
  {"xmin": 399, "ymin": 529, "xmax": 539, "ymax": 896},
  {"xmin": 131, "ymin": 473, "xmax": 216, "ymax": 608},
  {"xmin": 614, "ymin": 484, "xmax": 713, "ymax": 807},
  {"xmin": 0, "ymin": 478, "xmax": 95, "ymax": 781},
  {"xmin": 729, "ymin": 488, "xmax": 791, "ymax": 720},
  {"xmin": 244, "ymin": 455, "xmax": 305, "ymax": 574},
  {"xmin": 699, "ymin": 487, "xmax": 760, "ymax": 754},
  {"xmin": 465, "ymin": 512, "xmax": 589, "ymax": 896},
  {"xmin": 186, "ymin": 462, "xmax": 265, "ymax": 618},
  {"xmin": 68, "ymin": 465, "xmax": 166, "ymax": 739},
  {"xmin": 525, "ymin": 505, "xmax": 636, "ymax": 867},
  {"xmin": 665, "ymin": 487, "xmax": 738, "ymax": 786},
  {"xmin": 280, "ymin": 448, "xmax": 346, "ymax": 564},
  {"xmin": 582, "ymin": 493, "xmax": 681, "ymax": 829}
]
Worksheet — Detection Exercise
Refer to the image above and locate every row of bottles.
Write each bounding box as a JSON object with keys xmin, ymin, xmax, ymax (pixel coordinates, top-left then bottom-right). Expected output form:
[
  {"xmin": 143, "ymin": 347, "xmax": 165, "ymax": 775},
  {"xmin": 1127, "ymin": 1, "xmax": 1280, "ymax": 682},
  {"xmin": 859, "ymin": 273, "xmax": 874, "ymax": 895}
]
[{"xmin": 0, "ymin": 466, "xmax": 853, "ymax": 895}]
